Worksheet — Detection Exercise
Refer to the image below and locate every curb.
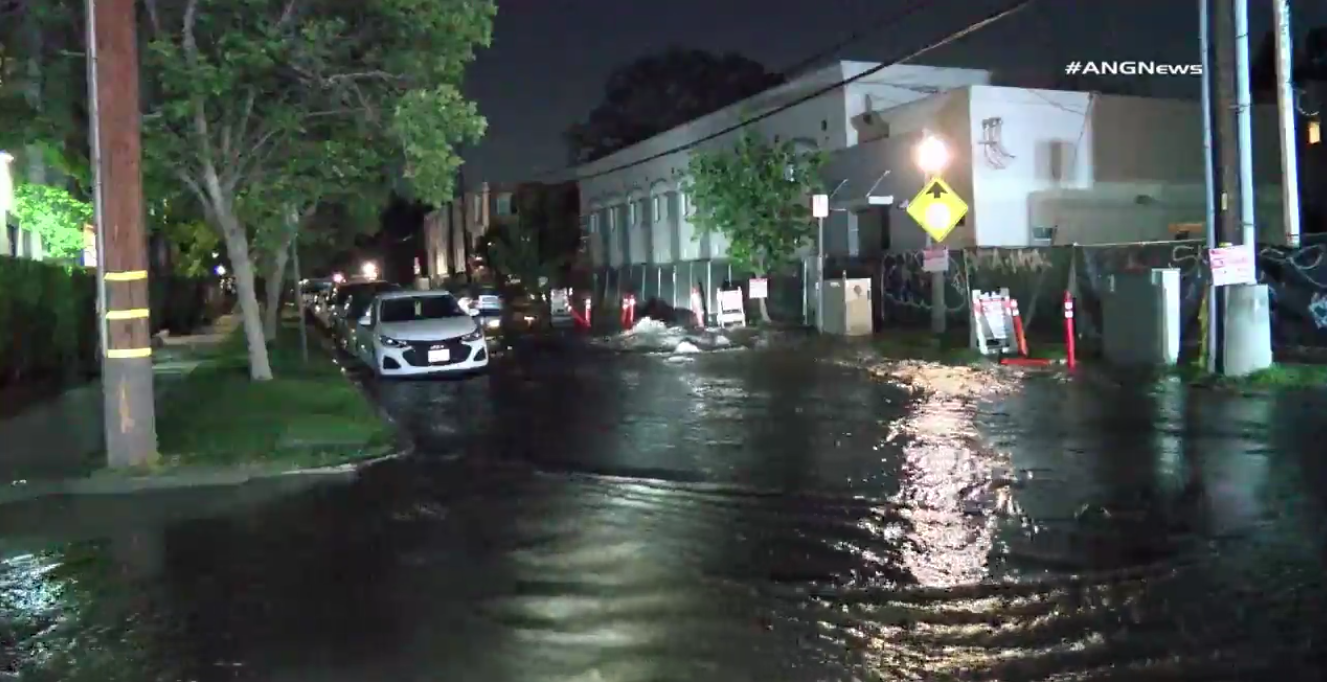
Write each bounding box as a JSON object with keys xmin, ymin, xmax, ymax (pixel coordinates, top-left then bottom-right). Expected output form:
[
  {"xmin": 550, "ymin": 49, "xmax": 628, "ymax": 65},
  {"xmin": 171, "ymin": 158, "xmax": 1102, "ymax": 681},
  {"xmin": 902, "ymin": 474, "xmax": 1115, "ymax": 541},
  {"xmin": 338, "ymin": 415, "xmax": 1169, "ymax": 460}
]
[{"xmin": 0, "ymin": 453, "xmax": 408, "ymax": 508}]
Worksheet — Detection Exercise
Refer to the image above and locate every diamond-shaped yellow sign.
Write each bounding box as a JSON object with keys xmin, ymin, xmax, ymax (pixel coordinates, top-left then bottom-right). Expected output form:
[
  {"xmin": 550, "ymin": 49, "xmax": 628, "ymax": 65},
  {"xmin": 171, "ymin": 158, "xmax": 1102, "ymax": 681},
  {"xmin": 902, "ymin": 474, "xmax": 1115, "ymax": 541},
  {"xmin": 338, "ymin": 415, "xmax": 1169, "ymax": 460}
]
[{"xmin": 906, "ymin": 177, "xmax": 968, "ymax": 243}]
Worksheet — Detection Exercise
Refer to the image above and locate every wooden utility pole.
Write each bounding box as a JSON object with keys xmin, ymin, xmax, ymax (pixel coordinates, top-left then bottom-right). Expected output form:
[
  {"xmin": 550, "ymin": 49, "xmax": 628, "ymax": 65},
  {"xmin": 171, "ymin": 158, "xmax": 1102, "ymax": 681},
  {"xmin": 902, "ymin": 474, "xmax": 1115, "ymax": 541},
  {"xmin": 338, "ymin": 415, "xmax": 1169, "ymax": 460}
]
[{"xmin": 88, "ymin": 0, "xmax": 158, "ymax": 466}]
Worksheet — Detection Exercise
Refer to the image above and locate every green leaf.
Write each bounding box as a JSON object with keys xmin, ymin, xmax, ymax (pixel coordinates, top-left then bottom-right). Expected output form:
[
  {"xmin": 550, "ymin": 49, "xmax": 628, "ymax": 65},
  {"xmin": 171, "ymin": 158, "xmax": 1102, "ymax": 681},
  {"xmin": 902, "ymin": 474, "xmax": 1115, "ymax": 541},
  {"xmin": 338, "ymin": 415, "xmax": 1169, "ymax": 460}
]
[
  {"xmin": 11, "ymin": 182, "xmax": 92, "ymax": 259},
  {"xmin": 683, "ymin": 130, "xmax": 824, "ymax": 275}
]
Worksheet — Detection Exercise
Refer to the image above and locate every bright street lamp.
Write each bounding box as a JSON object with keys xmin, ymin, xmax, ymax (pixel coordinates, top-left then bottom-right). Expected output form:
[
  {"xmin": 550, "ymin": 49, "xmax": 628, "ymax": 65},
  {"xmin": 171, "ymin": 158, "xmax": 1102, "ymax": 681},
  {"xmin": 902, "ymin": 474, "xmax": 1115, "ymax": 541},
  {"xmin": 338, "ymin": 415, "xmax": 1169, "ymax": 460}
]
[
  {"xmin": 915, "ymin": 134, "xmax": 950, "ymax": 176},
  {"xmin": 215, "ymin": 264, "xmax": 227, "ymax": 276},
  {"xmin": 332, "ymin": 272, "xmax": 345, "ymax": 284},
  {"xmin": 361, "ymin": 261, "xmax": 379, "ymax": 280}
]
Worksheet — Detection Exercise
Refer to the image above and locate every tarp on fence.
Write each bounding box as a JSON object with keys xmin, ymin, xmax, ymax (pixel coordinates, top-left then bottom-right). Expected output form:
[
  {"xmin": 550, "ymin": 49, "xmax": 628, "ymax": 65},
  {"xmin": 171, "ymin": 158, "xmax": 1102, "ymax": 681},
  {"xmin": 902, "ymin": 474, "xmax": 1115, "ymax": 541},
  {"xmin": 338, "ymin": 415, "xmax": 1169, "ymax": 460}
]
[{"xmin": 586, "ymin": 237, "xmax": 1327, "ymax": 349}]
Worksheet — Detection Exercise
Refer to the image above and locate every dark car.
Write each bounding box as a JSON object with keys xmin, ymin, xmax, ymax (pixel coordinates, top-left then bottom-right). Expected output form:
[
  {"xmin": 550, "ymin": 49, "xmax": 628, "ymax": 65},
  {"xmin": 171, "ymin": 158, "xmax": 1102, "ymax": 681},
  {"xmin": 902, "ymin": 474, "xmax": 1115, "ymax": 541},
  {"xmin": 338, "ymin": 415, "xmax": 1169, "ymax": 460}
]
[{"xmin": 328, "ymin": 280, "xmax": 402, "ymax": 342}]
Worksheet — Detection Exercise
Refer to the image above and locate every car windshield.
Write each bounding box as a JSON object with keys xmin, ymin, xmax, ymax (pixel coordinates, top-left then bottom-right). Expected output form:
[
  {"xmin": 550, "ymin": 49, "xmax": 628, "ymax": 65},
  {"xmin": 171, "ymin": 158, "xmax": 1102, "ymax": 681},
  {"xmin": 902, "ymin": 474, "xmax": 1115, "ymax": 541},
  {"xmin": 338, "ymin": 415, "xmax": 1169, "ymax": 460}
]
[{"xmin": 379, "ymin": 296, "xmax": 466, "ymax": 323}]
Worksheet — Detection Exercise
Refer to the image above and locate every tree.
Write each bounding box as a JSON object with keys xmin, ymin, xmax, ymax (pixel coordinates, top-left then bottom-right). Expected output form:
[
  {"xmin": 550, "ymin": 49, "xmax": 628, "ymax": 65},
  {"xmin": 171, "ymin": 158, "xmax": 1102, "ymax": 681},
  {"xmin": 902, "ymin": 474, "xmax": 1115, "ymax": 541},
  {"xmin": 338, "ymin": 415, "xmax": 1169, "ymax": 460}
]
[
  {"xmin": 564, "ymin": 48, "xmax": 784, "ymax": 165},
  {"xmin": 9, "ymin": 182, "xmax": 90, "ymax": 259},
  {"xmin": 138, "ymin": 0, "xmax": 493, "ymax": 380},
  {"xmin": 683, "ymin": 130, "xmax": 824, "ymax": 322},
  {"xmin": 485, "ymin": 219, "xmax": 573, "ymax": 327}
]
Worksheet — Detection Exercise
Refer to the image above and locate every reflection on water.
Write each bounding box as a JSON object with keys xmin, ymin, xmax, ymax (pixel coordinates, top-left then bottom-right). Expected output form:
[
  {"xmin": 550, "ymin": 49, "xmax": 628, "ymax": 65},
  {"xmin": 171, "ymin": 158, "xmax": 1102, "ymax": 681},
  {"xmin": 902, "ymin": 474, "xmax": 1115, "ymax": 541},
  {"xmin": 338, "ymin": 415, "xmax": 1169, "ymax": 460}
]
[{"xmin": 4, "ymin": 349, "xmax": 1327, "ymax": 680}]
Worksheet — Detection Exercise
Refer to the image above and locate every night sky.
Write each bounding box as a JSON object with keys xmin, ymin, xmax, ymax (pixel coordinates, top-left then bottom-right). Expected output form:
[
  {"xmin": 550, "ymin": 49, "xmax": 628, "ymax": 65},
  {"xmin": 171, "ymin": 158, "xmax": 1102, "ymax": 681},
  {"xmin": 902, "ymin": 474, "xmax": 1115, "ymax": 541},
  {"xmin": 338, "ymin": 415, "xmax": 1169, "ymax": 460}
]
[{"xmin": 461, "ymin": 0, "xmax": 1327, "ymax": 184}]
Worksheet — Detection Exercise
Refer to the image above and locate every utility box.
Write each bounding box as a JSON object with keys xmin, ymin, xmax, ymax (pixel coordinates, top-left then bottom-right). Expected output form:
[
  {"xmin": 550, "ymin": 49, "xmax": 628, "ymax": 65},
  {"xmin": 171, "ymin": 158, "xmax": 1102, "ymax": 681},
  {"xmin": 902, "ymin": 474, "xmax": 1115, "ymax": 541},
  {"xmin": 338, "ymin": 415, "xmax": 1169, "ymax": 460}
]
[
  {"xmin": 821, "ymin": 277, "xmax": 874, "ymax": 336},
  {"xmin": 1101, "ymin": 268, "xmax": 1181, "ymax": 366}
]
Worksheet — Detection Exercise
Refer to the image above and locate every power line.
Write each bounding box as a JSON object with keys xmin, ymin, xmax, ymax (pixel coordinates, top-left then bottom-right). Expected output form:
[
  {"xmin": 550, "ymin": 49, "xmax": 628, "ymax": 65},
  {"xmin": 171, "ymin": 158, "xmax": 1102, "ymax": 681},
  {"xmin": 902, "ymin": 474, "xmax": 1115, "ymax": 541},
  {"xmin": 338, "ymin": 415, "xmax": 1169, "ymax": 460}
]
[
  {"xmin": 548, "ymin": 0, "xmax": 1035, "ymax": 185},
  {"xmin": 522, "ymin": 0, "xmax": 940, "ymax": 181},
  {"xmin": 774, "ymin": 0, "xmax": 935, "ymax": 80}
]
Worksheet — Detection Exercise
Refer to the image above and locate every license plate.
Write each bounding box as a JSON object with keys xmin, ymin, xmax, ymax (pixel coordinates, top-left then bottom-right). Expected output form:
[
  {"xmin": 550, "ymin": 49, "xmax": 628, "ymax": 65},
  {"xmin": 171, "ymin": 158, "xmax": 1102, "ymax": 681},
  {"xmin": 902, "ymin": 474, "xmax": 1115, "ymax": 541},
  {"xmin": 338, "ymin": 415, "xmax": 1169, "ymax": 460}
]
[{"xmin": 427, "ymin": 348, "xmax": 450, "ymax": 363}]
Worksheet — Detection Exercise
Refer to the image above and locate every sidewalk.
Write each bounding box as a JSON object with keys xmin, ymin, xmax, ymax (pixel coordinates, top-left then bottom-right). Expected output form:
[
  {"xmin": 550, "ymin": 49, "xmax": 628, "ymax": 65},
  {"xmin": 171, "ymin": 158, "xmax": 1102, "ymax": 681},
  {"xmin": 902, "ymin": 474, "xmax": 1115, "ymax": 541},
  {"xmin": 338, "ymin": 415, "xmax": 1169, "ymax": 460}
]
[{"xmin": 0, "ymin": 314, "xmax": 241, "ymax": 484}]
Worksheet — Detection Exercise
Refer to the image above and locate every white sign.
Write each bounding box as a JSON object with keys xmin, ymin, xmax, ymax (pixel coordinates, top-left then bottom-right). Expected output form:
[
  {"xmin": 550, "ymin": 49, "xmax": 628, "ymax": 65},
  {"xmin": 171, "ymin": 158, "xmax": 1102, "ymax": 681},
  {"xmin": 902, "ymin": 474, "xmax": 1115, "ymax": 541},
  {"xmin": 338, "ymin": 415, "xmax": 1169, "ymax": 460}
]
[
  {"xmin": 981, "ymin": 296, "xmax": 1008, "ymax": 340},
  {"xmin": 970, "ymin": 289, "xmax": 1016, "ymax": 356},
  {"xmin": 1210, "ymin": 245, "xmax": 1255, "ymax": 287},
  {"xmin": 748, "ymin": 277, "xmax": 769, "ymax": 299},
  {"xmin": 922, "ymin": 248, "xmax": 948, "ymax": 273},
  {"xmin": 717, "ymin": 289, "xmax": 746, "ymax": 327},
  {"xmin": 811, "ymin": 194, "xmax": 829, "ymax": 218}
]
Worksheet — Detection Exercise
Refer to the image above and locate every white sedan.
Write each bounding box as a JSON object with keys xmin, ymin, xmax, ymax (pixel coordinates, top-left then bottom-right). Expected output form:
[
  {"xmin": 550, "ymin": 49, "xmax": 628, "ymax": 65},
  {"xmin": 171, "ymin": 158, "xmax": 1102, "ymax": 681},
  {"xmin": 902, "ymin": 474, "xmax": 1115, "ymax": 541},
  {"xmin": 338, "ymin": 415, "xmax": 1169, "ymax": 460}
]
[{"xmin": 352, "ymin": 291, "xmax": 489, "ymax": 377}]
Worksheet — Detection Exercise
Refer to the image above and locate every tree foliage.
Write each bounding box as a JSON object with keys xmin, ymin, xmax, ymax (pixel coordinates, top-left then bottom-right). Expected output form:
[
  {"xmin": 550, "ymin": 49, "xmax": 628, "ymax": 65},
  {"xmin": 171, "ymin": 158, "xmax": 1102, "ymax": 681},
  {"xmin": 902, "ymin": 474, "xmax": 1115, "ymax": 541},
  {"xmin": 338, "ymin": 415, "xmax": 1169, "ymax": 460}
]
[
  {"xmin": 10, "ymin": 182, "xmax": 91, "ymax": 259},
  {"xmin": 565, "ymin": 48, "xmax": 783, "ymax": 164},
  {"xmin": 485, "ymin": 220, "xmax": 571, "ymax": 295},
  {"xmin": 683, "ymin": 130, "xmax": 823, "ymax": 277},
  {"xmin": 134, "ymin": 0, "xmax": 494, "ymax": 378}
]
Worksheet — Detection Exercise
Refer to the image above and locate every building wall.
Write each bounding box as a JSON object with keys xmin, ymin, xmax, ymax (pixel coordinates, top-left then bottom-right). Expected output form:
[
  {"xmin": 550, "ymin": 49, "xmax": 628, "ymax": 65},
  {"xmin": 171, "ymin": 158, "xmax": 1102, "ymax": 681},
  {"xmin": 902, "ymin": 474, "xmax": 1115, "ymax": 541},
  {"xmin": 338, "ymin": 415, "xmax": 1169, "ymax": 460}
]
[
  {"xmin": 968, "ymin": 86, "xmax": 1095, "ymax": 247},
  {"xmin": 576, "ymin": 62, "xmax": 991, "ymax": 267}
]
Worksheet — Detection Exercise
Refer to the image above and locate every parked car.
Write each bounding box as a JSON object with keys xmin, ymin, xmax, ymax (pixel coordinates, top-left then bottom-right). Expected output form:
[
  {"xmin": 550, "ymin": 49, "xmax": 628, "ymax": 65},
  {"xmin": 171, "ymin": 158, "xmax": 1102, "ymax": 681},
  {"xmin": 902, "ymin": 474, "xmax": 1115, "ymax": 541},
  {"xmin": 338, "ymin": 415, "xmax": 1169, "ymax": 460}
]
[
  {"xmin": 351, "ymin": 290, "xmax": 488, "ymax": 377},
  {"xmin": 300, "ymin": 278, "xmax": 335, "ymax": 314},
  {"xmin": 333, "ymin": 281, "xmax": 402, "ymax": 347},
  {"xmin": 456, "ymin": 287, "xmax": 505, "ymax": 332}
]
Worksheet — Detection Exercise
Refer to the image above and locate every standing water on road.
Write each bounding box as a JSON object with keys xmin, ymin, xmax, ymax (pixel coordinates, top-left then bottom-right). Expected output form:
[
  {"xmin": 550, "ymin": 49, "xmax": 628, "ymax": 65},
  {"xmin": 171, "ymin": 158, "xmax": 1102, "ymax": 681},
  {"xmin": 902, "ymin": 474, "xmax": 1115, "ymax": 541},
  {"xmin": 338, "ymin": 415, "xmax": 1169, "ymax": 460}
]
[{"xmin": 4, "ymin": 342, "xmax": 1327, "ymax": 680}]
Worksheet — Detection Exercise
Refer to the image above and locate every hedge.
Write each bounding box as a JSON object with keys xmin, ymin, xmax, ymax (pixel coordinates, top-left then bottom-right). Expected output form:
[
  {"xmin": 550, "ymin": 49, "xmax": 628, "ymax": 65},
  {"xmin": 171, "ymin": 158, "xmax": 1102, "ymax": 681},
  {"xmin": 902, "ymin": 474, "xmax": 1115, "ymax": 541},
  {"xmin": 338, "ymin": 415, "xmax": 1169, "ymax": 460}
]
[
  {"xmin": 0, "ymin": 256, "xmax": 217, "ymax": 387},
  {"xmin": 0, "ymin": 256, "xmax": 99, "ymax": 385}
]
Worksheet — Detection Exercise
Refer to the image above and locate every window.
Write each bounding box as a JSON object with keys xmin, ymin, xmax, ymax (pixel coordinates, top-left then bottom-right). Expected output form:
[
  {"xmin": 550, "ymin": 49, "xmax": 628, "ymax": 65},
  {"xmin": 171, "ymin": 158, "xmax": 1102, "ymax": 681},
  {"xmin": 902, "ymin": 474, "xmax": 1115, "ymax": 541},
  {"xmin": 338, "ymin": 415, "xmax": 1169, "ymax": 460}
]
[
  {"xmin": 821, "ymin": 119, "xmax": 828, "ymax": 131},
  {"xmin": 607, "ymin": 206, "xmax": 616, "ymax": 229},
  {"xmin": 471, "ymin": 195, "xmax": 482, "ymax": 220},
  {"xmin": 495, "ymin": 192, "xmax": 514, "ymax": 215},
  {"xmin": 589, "ymin": 214, "xmax": 599, "ymax": 233},
  {"xmin": 1310, "ymin": 119, "xmax": 1321, "ymax": 145},
  {"xmin": 380, "ymin": 295, "xmax": 466, "ymax": 323},
  {"xmin": 628, "ymin": 202, "xmax": 636, "ymax": 225},
  {"xmin": 652, "ymin": 196, "xmax": 662, "ymax": 222}
]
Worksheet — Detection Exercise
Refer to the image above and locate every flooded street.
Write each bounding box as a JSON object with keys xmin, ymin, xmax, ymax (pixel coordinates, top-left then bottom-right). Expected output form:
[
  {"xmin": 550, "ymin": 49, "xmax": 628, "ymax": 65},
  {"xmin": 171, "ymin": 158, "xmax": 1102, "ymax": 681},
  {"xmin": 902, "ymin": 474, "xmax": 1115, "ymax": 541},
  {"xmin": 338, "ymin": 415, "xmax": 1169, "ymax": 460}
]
[{"xmin": 5, "ymin": 339, "xmax": 1327, "ymax": 681}]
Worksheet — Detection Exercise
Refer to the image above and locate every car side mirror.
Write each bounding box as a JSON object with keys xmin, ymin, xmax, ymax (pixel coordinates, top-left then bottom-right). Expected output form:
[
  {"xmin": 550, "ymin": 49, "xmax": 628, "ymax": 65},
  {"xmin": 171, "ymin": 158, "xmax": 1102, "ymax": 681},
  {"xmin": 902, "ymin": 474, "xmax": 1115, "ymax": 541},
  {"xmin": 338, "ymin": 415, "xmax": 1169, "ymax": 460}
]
[{"xmin": 358, "ymin": 313, "xmax": 371, "ymax": 327}]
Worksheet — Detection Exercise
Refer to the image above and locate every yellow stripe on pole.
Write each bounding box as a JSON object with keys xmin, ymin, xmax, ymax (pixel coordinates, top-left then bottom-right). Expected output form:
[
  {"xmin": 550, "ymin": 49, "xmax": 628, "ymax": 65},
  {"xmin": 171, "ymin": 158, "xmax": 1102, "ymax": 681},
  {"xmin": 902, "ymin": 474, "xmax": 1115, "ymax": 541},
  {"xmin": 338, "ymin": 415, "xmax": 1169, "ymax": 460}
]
[
  {"xmin": 106, "ymin": 347, "xmax": 152, "ymax": 359},
  {"xmin": 104, "ymin": 270, "xmax": 148, "ymax": 281},
  {"xmin": 105, "ymin": 308, "xmax": 150, "ymax": 320}
]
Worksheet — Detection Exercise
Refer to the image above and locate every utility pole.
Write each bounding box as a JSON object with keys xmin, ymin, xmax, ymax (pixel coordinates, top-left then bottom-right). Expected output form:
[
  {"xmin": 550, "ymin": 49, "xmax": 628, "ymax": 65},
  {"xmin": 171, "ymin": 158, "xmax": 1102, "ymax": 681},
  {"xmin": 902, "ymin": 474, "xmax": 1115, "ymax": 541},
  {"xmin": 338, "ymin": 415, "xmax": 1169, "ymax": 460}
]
[
  {"xmin": 1273, "ymin": 0, "xmax": 1302, "ymax": 248},
  {"xmin": 1214, "ymin": 0, "xmax": 1274, "ymax": 376},
  {"xmin": 1199, "ymin": 0, "xmax": 1221, "ymax": 374},
  {"xmin": 88, "ymin": 0, "xmax": 158, "ymax": 466},
  {"xmin": 290, "ymin": 211, "xmax": 309, "ymax": 364}
]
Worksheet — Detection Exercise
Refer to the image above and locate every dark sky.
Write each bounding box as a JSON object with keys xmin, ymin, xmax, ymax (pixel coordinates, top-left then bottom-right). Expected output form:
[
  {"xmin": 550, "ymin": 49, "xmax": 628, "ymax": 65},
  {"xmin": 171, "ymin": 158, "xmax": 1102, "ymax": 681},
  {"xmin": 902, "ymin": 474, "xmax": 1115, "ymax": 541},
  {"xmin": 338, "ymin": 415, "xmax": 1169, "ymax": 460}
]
[{"xmin": 461, "ymin": 0, "xmax": 1327, "ymax": 184}]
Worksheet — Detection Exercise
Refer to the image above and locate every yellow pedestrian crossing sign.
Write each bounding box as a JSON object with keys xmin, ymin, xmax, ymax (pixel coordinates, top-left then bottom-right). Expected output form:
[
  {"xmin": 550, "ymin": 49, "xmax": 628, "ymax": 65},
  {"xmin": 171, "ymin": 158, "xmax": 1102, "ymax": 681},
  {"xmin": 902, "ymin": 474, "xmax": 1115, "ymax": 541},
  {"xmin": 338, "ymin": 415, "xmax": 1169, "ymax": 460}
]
[{"xmin": 906, "ymin": 177, "xmax": 968, "ymax": 243}]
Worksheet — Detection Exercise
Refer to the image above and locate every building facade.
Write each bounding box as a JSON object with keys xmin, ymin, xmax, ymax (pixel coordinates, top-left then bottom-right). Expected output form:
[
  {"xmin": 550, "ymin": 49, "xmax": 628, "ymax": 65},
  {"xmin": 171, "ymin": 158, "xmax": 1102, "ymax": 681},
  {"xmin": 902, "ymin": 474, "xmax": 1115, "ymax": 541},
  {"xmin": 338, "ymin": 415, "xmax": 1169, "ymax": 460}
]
[
  {"xmin": 573, "ymin": 62, "xmax": 991, "ymax": 269},
  {"xmin": 573, "ymin": 59, "xmax": 1295, "ymax": 273},
  {"xmin": 0, "ymin": 149, "xmax": 46, "ymax": 260},
  {"xmin": 423, "ymin": 181, "xmax": 519, "ymax": 284}
]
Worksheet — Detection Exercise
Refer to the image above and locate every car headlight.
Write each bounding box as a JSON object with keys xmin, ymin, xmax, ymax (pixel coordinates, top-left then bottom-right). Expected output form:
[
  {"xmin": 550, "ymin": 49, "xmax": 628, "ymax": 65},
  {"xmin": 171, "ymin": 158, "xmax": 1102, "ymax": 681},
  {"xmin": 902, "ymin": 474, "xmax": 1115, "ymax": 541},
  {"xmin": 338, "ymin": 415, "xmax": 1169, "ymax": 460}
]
[
  {"xmin": 461, "ymin": 327, "xmax": 484, "ymax": 342},
  {"xmin": 377, "ymin": 335, "xmax": 408, "ymax": 348},
  {"xmin": 485, "ymin": 317, "xmax": 501, "ymax": 329}
]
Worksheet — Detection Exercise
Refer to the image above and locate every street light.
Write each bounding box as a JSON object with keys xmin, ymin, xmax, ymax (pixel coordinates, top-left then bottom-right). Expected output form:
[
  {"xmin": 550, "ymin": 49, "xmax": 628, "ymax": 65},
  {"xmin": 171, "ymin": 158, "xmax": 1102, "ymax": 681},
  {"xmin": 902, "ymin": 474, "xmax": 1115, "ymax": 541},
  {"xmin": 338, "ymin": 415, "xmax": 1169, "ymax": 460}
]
[
  {"xmin": 915, "ymin": 134, "xmax": 950, "ymax": 176},
  {"xmin": 361, "ymin": 261, "xmax": 379, "ymax": 281},
  {"xmin": 332, "ymin": 272, "xmax": 345, "ymax": 284},
  {"xmin": 215, "ymin": 264, "xmax": 227, "ymax": 276}
]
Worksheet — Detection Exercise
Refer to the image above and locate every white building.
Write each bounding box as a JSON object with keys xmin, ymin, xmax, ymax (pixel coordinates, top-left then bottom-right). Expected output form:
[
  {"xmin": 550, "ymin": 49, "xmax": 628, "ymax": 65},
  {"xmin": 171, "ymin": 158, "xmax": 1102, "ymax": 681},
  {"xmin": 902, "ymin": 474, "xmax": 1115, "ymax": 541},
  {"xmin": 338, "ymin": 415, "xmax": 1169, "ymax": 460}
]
[
  {"xmin": 575, "ymin": 59, "xmax": 1289, "ymax": 268},
  {"xmin": 574, "ymin": 62, "xmax": 990, "ymax": 268},
  {"xmin": 0, "ymin": 149, "xmax": 46, "ymax": 260}
]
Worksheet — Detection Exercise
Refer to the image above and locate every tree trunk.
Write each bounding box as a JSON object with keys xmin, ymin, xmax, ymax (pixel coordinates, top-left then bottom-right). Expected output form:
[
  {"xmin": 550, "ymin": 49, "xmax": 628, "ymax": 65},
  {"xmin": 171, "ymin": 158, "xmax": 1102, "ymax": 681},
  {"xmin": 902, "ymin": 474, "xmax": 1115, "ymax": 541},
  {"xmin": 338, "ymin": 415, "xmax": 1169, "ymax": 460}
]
[
  {"xmin": 262, "ymin": 244, "xmax": 291, "ymax": 341},
  {"xmin": 757, "ymin": 296, "xmax": 772, "ymax": 324},
  {"xmin": 219, "ymin": 215, "xmax": 274, "ymax": 381}
]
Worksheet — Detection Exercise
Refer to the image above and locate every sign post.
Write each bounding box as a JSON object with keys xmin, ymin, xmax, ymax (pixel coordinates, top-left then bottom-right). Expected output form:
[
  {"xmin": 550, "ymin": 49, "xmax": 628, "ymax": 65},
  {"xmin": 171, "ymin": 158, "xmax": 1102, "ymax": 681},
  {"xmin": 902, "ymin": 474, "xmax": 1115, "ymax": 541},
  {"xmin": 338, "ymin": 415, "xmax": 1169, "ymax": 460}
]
[
  {"xmin": 811, "ymin": 193, "xmax": 829, "ymax": 331},
  {"xmin": 908, "ymin": 178, "xmax": 967, "ymax": 335}
]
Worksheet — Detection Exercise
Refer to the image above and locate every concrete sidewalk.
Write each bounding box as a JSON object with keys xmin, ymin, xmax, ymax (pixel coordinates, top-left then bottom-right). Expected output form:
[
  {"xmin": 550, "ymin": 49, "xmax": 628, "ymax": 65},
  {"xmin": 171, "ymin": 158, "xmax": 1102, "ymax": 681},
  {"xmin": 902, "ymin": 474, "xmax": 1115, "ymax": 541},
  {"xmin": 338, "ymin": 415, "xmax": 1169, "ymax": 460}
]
[{"xmin": 0, "ymin": 314, "xmax": 241, "ymax": 484}]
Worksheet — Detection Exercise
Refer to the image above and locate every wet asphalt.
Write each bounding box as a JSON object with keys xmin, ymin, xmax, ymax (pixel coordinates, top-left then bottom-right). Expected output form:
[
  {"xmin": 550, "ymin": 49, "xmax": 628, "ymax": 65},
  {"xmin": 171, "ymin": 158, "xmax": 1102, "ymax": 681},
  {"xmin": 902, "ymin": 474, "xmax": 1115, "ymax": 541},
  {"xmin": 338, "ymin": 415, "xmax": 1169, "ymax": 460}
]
[{"xmin": 4, "ymin": 334, "xmax": 1327, "ymax": 681}]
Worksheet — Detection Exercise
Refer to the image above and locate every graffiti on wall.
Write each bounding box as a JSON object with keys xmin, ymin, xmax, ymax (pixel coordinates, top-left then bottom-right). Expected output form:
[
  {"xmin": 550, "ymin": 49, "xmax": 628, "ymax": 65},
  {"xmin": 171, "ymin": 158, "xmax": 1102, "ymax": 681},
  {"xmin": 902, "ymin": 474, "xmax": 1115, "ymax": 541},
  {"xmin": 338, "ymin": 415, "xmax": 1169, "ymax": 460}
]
[{"xmin": 588, "ymin": 237, "xmax": 1327, "ymax": 350}]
